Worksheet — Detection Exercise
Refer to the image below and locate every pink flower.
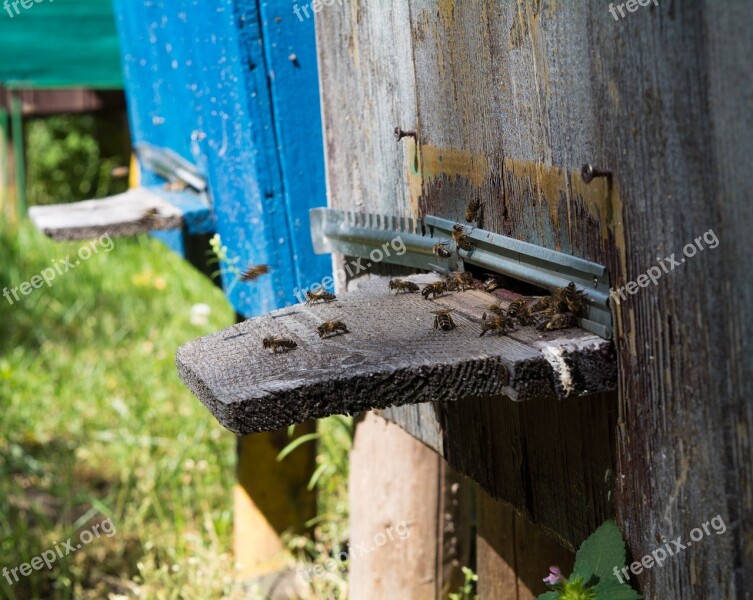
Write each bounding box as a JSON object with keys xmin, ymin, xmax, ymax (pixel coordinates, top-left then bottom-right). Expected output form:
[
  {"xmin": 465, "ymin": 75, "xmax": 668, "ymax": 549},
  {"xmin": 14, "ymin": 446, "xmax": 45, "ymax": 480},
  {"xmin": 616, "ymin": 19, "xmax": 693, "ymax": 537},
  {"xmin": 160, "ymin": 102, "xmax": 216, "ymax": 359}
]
[{"xmin": 543, "ymin": 566, "xmax": 563, "ymax": 585}]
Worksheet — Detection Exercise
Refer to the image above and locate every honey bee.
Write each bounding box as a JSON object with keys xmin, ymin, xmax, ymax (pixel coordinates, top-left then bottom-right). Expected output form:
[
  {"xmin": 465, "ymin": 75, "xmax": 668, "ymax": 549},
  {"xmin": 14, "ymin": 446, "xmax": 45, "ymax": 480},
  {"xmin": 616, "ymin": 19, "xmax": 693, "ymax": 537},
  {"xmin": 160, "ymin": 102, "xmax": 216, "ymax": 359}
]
[
  {"xmin": 483, "ymin": 274, "xmax": 502, "ymax": 292},
  {"xmin": 480, "ymin": 315, "xmax": 516, "ymax": 337},
  {"xmin": 465, "ymin": 198, "xmax": 482, "ymax": 223},
  {"xmin": 317, "ymin": 320, "xmax": 349, "ymax": 338},
  {"xmin": 446, "ymin": 271, "xmax": 473, "ymax": 292},
  {"xmin": 262, "ymin": 336, "xmax": 297, "ymax": 353},
  {"xmin": 556, "ymin": 282, "xmax": 587, "ymax": 317},
  {"xmin": 452, "ymin": 224, "xmax": 474, "ymax": 252},
  {"xmin": 164, "ymin": 179, "xmax": 188, "ymax": 192},
  {"xmin": 422, "ymin": 281, "xmax": 448, "ymax": 300},
  {"xmin": 432, "ymin": 241, "xmax": 452, "ymax": 258},
  {"xmin": 388, "ymin": 279, "xmax": 420, "ymax": 294},
  {"xmin": 528, "ymin": 296, "xmax": 554, "ymax": 314},
  {"xmin": 505, "ymin": 298, "xmax": 530, "ymax": 322},
  {"xmin": 432, "ymin": 309, "xmax": 456, "ymax": 331},
  {"xmin": 306, "ymin": 289, "xmax": 337, "ymax": 305},
  {"xmin": 139, "ymin": 207, "xmax": 160, "ymax": 225},
  {"xmin": 482, "ymin": 302, "xmax": 505, "ymax": 320},
  {"xmin": 240, "ymin": 264, "xmax": 270, "ymax": 281},
  {"xmin": 535, "ymin": 313, "xmax": 576, "ymax": 332}
]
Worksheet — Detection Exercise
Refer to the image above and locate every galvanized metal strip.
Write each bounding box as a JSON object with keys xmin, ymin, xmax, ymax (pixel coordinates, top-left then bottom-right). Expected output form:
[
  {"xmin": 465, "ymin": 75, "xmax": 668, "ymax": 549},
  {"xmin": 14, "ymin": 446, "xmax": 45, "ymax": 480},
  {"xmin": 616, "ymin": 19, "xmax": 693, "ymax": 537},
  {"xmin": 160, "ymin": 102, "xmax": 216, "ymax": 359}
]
[{"xmin": 310, "ymin": 208, "xmax": 612, "ymax": 338}]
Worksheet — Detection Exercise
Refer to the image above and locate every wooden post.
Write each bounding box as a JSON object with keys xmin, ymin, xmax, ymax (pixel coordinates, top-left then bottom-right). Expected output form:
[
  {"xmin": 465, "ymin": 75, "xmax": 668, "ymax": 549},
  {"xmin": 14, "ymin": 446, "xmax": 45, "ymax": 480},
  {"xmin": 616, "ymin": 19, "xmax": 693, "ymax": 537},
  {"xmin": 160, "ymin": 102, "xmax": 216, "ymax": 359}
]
[{"xmin": 349, "ymin": 412, "xmax": 471, "ymax": 599}]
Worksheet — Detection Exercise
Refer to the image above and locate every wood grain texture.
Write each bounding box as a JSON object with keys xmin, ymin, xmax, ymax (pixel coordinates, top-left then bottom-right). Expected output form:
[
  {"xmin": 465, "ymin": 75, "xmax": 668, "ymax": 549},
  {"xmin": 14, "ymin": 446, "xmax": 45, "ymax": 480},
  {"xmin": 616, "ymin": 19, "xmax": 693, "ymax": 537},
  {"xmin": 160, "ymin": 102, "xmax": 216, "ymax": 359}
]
[
  {"xmin": 176, "ymin": 274, "xmax": 615, "ymax": 434},
  {"xmin": 27, "ymin": 188, "xmax": 188, "ymax": 240},
  {"xmin": 317, "ymin": 1, "xmax": 753, "ymax": 596}
]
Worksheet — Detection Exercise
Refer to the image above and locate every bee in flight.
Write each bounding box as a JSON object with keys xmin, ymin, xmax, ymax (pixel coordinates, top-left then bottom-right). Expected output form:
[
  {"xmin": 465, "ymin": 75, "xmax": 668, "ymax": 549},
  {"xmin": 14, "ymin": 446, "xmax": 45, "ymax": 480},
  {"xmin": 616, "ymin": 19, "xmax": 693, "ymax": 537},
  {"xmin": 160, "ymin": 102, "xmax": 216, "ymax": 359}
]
[
  {"xmin": 432, "ymin": 241, "xmax": 452, "ymax": 258},
  {"xmin": 480, "ymin": 314, "xmax": 515, "ymax": 337},
  {"xmin": 306, "ymin": 289, "xmax": 337, "ymax": 305},
  {"xmin": 535, "ymin": 313, "xmax": 576, "ymax": 332},
  {"xmin": 465, "ymin": 198, "xmax": 483, "ymax": 223},
  {"xmin": 452, "ymin": 224, "xmax": 474, "ymax": 252},
  {"xmin": 421, "ymin": 281, "xmax": 448, "ymax": 300},
  {"xmin": 432, "ymin": 309, "xmax": 456, "ymax": 331},
  {"xmin": 262, "ymin": 336, "xmax": 297, "ymax": 353},
  {"xmin": 317, "ymin": 320, "xmax": 349, "ymax": 338},
  {"xmin": 240, "ymin": 264, "xmax": 269, "ymax": 281},
  {"xmin": 446, "ymin": 271, "xmax": 473, "ymax": 292},
  {"xmin": 388, "ymin": 279, "xmax": 420, "ymax": 294}
]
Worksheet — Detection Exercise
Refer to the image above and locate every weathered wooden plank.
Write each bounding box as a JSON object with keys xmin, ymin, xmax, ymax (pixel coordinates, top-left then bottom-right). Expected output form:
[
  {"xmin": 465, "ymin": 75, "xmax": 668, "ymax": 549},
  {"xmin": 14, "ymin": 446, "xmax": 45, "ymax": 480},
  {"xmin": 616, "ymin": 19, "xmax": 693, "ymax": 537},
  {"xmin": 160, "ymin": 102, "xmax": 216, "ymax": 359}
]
[
  {"xmin": 176, "ymin": 274, "xmax": 615, "ymax": 434},
  {"xmin": 27, "ymin": 187, "xmax": 205, "ymax": 240}
]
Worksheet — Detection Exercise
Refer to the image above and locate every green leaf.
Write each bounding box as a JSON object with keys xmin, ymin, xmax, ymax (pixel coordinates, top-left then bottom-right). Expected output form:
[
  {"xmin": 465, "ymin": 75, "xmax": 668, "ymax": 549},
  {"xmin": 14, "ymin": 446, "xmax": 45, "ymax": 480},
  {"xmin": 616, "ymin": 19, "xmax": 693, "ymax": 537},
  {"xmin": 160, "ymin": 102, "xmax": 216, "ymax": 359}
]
[
  {"xmin": 276, "ymin": 433, "xmax": 321, "ymax": 461},
  {"xmin": 572, "ymin": 520, "xmax": 627, "ymax": 582},
  {"xmin": 537, "ymin": 593, "xmax": 560, "ymax": 600},
  {"xmin": 591, "ymin": 578, "xmax": 643, "ymax": 600}
]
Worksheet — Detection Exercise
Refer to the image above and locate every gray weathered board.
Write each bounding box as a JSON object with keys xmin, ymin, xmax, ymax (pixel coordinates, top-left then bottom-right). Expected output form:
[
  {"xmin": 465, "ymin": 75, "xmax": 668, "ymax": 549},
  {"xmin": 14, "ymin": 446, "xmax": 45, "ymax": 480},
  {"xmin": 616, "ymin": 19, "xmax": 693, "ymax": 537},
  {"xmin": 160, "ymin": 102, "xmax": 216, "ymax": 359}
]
[
  {"xmin": 28, "ymin": 187, "xmax": 184, "ymax": 240},
  {"xmin": 176, "ymin": 274, "xmax": 615, "ymax": 434}
]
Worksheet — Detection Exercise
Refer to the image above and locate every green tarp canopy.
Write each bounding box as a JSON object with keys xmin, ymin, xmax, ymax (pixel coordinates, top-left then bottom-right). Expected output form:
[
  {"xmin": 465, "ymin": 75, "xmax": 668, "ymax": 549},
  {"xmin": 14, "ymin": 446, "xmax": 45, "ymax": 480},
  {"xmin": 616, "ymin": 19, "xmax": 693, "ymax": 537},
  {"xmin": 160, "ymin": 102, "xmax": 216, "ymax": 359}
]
[{"xmin": 0, "ymin": 0, "xmax": 122, "ymax": 88}]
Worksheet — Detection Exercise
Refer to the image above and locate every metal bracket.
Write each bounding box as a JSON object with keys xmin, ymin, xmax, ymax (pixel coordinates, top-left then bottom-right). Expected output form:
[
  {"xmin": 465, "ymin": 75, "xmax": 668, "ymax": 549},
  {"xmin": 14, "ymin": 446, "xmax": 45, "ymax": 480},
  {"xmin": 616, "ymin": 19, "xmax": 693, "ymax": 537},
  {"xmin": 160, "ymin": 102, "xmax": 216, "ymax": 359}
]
[{"xmin": 310, "ymin": 208, "xmax": 612, "ymax": 339}]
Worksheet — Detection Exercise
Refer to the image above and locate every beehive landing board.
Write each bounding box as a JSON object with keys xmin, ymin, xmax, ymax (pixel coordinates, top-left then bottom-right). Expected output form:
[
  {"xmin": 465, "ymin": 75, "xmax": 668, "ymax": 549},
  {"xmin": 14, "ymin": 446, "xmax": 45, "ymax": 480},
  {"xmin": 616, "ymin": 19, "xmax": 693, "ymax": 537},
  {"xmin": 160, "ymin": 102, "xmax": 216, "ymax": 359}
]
[
  {"xmin": 177, "ymin": 275, "xmax": 616, "ymax": 434},
  {"xmin": 28, "ymin": 188, "xmax": 184, "ymax": 241}
]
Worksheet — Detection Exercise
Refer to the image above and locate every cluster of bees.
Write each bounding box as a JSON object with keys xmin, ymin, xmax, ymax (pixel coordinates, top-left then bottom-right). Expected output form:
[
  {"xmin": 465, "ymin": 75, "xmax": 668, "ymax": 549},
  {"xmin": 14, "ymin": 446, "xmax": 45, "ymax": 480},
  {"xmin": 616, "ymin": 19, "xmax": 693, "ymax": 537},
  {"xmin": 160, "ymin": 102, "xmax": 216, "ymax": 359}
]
[
  {"xmin": 260, "ymin": 191, "xmax": 585, "ymax": 351},
  {"xmin": 389, "ymin": 274, "xmax": 587, "ymax": 337},
  {"xmin": 262, "ymin": 288, "xmax": 348, "ymax": 353}
]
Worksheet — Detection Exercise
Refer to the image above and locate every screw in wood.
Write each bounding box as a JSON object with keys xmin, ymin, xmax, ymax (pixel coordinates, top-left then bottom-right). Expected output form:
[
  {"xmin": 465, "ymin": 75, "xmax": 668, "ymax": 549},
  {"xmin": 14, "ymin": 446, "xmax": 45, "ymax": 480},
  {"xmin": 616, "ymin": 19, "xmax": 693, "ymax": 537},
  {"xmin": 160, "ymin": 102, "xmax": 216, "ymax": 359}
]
[
  {"xmin": 394, "ymin": 127, "xmax": 417, "ymax": 142},
  {"xmin": 581, "ymin": 164, "xmax": 612, "ymax": 184}
]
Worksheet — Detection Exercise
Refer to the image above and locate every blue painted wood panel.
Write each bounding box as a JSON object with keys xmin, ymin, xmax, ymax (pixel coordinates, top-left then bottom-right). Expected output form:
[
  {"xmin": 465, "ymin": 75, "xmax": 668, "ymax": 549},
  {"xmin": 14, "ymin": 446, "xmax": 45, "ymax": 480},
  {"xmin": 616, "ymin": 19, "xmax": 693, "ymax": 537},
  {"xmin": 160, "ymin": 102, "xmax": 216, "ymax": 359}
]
[{"xmin": 112, "ymin": 0, "xmax": 330, "ymax": 316}]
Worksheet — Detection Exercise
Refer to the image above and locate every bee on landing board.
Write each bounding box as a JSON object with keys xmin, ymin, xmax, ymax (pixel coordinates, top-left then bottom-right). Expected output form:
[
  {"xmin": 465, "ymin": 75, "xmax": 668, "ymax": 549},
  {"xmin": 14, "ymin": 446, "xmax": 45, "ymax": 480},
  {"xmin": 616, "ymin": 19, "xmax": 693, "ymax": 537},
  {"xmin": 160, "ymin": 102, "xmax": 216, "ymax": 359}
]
[
  {"xmin": 556, "ymin": 281, "xmax": 587, "ymax": 317},
  {"xmin": 483, "ymin": 274, "xmax": 503, "ymax": 293},
  {"xmin": 506, "ymin": 298, "xmax": 534, "ymax": 325},
  {"xmin": 139, "ymin": 207, "xmax": 160, "ymax": 226},
  {"xmin": 483, "ymin": 301, "xmax": 505, "ymax": 320},
  {"xmin": 388, "ymin": 279, "xmax": 420, "ymax": 294},
  {"xmin": 262, "ymin": 336, "xmax": 297, "ymax": 353},
  {"xmin": 240, "ymin": 264, "xmax": 269, "ymax": 281},
  {"xmin": 480, "ymin": 315, "xmax": 515, "ymax": 337},
  {"xmin": 432, "ymin": 309, "xmax": 456, "ymax": 331},
  {"xmin": 446, "ymin": 271, "xmax": 473, "ymax": 292},
  {"xmin": 421, "ymin": 281, "xmax": 448, "ymax": 300},
  {"xmin": 452, "ymin": 224, "xmax": 474, "ymax": 252},
  {"xmin": 535, "ymin": 312, "xmax": 576, "ymax": 332},
  {"xmin": 432, "ymin": 241, "xmax": 452, "ymax": 258},
  {"xmin": 306, "ymin": 289, "xmax": 337, "ymax": 305},
  {"xmin": 317, "ymin": 320, "xmax": 349, "ymax": 338},
  {"xmin": 465, "ymin": 198, "xmax": 482, "ymax": 223}
]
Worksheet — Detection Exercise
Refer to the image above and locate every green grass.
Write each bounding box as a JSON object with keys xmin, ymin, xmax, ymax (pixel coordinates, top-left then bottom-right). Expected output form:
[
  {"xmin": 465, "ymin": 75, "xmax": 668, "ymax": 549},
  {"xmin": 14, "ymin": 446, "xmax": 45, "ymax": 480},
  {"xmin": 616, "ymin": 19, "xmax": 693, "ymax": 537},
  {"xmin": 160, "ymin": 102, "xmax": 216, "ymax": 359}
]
[
  {"xmin": 0, "ymin": 220, "xmax": 239, "ymax": 598},
  {"xmin": 0, "ymin": 220, "xmax": 352, "ymax": 599}
]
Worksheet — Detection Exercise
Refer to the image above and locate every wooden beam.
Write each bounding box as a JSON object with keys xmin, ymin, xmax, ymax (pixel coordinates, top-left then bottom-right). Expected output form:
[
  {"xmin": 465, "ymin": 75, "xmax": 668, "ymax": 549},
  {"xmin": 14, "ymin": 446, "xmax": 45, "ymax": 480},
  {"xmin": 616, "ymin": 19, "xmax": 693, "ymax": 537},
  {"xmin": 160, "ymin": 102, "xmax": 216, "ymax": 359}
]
[{"xmin": 176, "ymin": 274, "xmax": 616, "ymax": 435}]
